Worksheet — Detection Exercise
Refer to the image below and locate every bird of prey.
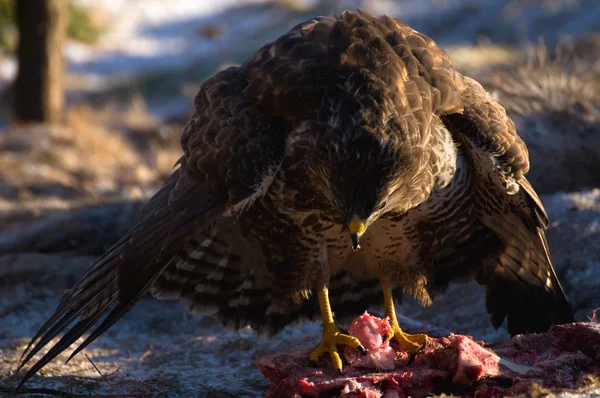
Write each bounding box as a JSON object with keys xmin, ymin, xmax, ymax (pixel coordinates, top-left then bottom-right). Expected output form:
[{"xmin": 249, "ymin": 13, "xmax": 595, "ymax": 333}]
[{"xmin": 17, "ymin": 9, "xmax": 573, "ymax": 384}]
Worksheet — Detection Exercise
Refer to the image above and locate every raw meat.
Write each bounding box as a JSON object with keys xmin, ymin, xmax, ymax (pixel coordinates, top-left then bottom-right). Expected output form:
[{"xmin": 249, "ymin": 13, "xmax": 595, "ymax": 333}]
[
  {"xmin": 258, "ymin": 312, "xmax": 600, "ymax": 397},
  {"xmin": 344, "ymin": 312, "xmax": 396, "ymax": 371}
]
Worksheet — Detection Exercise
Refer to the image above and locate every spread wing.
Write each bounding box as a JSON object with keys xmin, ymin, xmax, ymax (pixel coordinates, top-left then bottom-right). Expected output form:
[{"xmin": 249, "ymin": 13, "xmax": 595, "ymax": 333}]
[
  {"xmin": 441, "ymin": 76, "xmax": 573, "ymax": 334},
  {"xmin": 16, "ymin": 67, "xmax": 290, "ymax": 387}
]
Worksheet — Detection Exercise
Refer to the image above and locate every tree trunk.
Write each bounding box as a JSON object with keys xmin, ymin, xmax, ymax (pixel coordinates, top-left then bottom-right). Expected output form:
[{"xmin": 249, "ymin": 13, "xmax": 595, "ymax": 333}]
[{"xmin": 14, "ymin": 0, "xmax": 67, "ymax": 124}]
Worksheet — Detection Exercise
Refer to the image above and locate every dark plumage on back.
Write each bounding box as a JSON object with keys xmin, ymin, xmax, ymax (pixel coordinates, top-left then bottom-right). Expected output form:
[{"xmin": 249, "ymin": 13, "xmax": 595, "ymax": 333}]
[{"xmin": 17, "ymin": 9, "xmax": 573, "ymax": 387}]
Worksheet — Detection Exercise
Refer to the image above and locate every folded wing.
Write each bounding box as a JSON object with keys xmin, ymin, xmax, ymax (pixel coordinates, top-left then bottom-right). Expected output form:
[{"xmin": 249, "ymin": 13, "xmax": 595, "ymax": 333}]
[{"xmin": 441, "ymin": 76, "xmax": 573, "ymax": 334}]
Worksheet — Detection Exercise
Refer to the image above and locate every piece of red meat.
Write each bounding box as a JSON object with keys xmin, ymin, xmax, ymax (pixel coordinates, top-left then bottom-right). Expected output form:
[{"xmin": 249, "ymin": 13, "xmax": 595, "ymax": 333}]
[
  {"xmin": 344, "ymin": 312, "xmax": 396, "ymax": 371},
  {"xmin": 258, "ymin": 312, "xmax": 600, "ymax": 397}
]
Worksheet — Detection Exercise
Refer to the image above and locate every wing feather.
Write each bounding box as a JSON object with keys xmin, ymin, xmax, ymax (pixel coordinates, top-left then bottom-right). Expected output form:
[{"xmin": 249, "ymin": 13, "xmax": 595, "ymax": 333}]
[
  {"xmin": 441, "ymin": 75, "xmax": 573, "ymax": 334},
  {"xmin": 17, "ymin": 67, "xmax": 290, "ymax": 387}
]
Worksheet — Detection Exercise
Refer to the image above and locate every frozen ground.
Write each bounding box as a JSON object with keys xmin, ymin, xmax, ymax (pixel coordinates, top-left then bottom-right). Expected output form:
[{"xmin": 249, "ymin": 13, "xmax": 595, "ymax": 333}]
[{"xmin": 0, "ymin": 0, "xmax": 599, "ymax": 396}]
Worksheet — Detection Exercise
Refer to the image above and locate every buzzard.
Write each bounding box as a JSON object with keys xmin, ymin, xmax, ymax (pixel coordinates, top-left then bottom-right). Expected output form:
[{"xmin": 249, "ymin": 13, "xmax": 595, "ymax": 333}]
[{"xmin": 17, "ymin": 9, "xmax": 573, "ymax": 384}]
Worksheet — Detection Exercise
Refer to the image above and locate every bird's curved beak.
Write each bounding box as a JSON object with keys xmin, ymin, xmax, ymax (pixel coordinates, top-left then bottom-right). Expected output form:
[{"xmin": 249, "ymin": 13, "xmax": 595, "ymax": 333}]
[{"xmin": 348, "ymin": 216, "xmax": 366, "ymax": 251}]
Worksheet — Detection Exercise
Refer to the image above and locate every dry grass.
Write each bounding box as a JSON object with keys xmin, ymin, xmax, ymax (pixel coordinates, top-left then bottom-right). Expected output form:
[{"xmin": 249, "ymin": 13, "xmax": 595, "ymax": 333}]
[
  {"xmin": 0, "ymin": 98, "xmax": 182, "ymax": 211},
  {"xmin": 466, "ymin": 39, "xmax": 600, "ymax": 194},
  {"xmin": 480, "ymin": 41, "xmax": 600, "ymax": 120},
  {"xmin": 446, "ymin": 44, "xmax": 519, "ymax": 74}
]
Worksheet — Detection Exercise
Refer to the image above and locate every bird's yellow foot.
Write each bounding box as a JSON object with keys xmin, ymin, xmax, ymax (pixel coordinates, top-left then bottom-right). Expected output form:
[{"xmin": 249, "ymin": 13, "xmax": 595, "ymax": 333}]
[
  {"xmin": 309, "ymin": 322, "xmax": 365, "ymax": 371},
  {"xmin": 385, "ymin": 322, "xmax": 428, "ymax": 353},
  {"xmin": 381, "ymin": 286, "xmax": 428, "ymax": 354}
]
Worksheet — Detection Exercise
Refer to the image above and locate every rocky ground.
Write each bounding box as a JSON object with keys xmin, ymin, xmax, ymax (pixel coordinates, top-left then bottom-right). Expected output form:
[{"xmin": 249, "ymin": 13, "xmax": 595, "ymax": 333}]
[{"xmin": 1, "ymin": 0, "xmax": 600, "ymax": 397}]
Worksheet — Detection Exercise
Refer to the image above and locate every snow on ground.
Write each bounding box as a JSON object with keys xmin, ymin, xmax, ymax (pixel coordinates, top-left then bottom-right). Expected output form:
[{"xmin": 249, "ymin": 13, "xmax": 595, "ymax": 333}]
[{"xmin": 65, "ymin": 0, "xmax": 273, "ymax": 87}]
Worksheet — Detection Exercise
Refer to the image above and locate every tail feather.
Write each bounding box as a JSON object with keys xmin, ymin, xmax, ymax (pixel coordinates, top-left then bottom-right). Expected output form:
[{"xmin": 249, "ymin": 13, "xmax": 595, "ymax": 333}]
[
  {"xmin": 66, "ymin": 300, "xmax": 139, "ymax": 364},
  {"xmin": 17, "ymin": 267, "xmax": 120, "ymax": 370},
  {"xmin": 16, "ymin": 185, "xmax": 218, "ymax": 388},
  {"xmin": 481, "ymin": 213, "xmax": 574, "ymax": 334},
  {"xmin": 64, "ymin": 256, "xmax": 179, "ymax": 367},
  {"xmin": 16, "ymin": 245, "xmax": 123, "ymax": 388},
  {"xmin": 537, "ymin": 228, "xmax": 574, "ymax": 326},
  {"xmin": 17, "ymin": 297, "xmax": 118, "ymax": 389}
]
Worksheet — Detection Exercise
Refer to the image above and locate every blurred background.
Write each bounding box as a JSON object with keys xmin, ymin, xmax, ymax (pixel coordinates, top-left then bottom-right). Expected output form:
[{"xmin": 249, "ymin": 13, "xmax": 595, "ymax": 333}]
[{"xmin": 0, "ymin": 0, "xmax": 598, "ymax": 396}]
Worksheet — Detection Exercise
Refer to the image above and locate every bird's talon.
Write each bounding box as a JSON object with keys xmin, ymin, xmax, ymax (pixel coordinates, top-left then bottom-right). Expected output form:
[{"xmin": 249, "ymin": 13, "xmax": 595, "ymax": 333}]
[
  {"xmin": 309, "ymin": 323, "xmax": 362, "ymax": 371},
  {"xmin": 407, "ymin": 352, "xmax": 417, "ymax": 365},
  {"xmin": 387, "ymin": 324, "xmax": 428, "ymax": 353}
]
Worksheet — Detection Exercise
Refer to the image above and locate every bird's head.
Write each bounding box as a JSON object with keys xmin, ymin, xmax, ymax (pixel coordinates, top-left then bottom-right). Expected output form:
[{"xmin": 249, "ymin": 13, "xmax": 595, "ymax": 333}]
[
  {"xmin": 342, "ymin": 182, "xmax": 390, "ymax": 251},
  {"xmin": 308, "ymin": 123, "xmax": 419, "ymax": 251}
]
